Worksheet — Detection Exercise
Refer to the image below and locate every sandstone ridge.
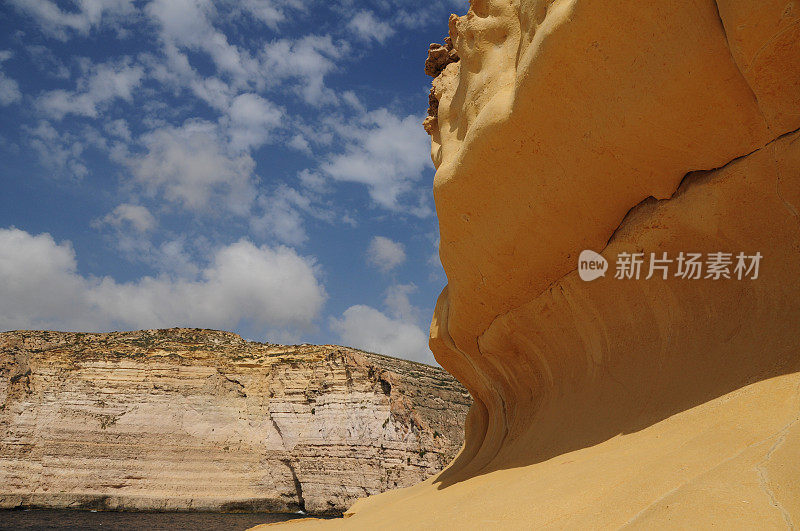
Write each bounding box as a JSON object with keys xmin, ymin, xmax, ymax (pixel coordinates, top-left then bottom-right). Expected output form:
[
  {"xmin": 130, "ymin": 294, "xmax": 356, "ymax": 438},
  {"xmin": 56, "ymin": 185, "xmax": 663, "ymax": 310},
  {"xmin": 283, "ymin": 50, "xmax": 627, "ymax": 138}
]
[{"xmin": 0, "ymin": 328, "xmax": 470, "ymax": 515}]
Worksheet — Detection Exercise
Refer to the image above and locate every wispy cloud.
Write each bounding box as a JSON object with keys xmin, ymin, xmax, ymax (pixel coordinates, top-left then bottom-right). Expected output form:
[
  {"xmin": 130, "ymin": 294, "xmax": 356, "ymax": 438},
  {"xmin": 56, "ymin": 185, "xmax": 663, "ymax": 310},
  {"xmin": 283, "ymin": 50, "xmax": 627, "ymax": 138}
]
[
  {"xmin": 25, "ymin": 121, "xmax": 89, "ymax": 179},
  {"xmin": 0, "ymin": 51, "xmax": 21, "ymax": 105},
  {"xmin": 261, "ymin": 34, "xmax": 350, "ymax": 105},
  {"xmin": 367, "ymin": 236, "xmax": 406, "ymax": 272},
  {"xmin": 322, "ymin": 109, "xmax": 433, "ymax": 215},
  {"xmin": 37, "ymin": 58, "xmax": 144, "ymax": 119},
  {"xmin": 94, "ymin": 203, "xmax": 156, "ymax": 233},
  {"xmin": 347, "ymin": 10, "xmax": 395, "ymax": 43},
  {"xmin": 8, "ymin": 0, "xmax": 136, "ymax": 40}
]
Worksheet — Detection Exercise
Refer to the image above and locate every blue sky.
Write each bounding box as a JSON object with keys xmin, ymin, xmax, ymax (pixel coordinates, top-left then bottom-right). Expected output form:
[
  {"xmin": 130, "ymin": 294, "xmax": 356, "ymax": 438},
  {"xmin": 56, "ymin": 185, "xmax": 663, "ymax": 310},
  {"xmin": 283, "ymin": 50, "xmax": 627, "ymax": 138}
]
[{"xmin": 0, "ymin": 0, "xmax": 468, "ymax": 364}]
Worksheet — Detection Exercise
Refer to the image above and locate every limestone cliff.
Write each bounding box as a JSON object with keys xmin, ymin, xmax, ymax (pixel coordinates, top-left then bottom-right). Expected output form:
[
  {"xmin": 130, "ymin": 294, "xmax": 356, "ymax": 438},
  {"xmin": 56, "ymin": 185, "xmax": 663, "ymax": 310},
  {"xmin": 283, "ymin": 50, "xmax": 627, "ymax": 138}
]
[
  {"xmin": 269, "ymin": 0, "xmax": 800, "ymax": 528},
  {"xmin": 0, "ymin": 329, "xmax": 470, "ymax": 515}
]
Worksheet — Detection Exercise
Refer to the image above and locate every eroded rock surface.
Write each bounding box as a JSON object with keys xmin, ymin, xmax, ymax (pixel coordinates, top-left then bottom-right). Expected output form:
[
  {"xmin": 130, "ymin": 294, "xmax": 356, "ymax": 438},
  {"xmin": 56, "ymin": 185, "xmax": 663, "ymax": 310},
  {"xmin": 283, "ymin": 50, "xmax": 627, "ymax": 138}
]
[
  {"xmin": 272, "ymin": 0, "xmax": 800, "ymax": 528},
  {"xmin": 0, "ymin": 329, "xmax": 470, "ymax": 515}
]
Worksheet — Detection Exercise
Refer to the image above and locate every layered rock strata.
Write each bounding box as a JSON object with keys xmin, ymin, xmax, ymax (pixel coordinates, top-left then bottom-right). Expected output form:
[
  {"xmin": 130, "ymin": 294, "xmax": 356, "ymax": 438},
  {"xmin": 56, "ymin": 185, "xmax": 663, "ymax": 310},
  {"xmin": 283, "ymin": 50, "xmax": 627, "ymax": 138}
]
[
  {"xmin": 270, "ymin": 0, "xmax": 800, "ymax": 528},
  {"xmin": 0, "ymin": 329, "xmax": 470, "ymax": 515}
]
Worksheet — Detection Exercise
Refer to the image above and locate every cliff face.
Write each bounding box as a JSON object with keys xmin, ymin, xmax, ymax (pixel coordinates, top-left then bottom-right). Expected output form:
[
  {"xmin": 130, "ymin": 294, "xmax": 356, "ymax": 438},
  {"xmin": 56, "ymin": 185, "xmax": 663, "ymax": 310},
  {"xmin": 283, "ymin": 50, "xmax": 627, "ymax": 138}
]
[
  {"xmin": 271, "ymin": 0, "xmax": 800, "ymax": 528},
  {"xmin": 0, "ymin": 329, "xmax": 470, "ymax": 515}
]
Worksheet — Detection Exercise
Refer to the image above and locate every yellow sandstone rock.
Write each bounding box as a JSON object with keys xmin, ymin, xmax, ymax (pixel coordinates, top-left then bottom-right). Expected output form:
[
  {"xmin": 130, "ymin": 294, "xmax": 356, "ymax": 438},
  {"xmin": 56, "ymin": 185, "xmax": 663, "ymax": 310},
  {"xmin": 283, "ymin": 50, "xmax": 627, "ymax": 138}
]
[{"xmin": 263, "ymin": 0, "xmax": 800, "ymax": 528}]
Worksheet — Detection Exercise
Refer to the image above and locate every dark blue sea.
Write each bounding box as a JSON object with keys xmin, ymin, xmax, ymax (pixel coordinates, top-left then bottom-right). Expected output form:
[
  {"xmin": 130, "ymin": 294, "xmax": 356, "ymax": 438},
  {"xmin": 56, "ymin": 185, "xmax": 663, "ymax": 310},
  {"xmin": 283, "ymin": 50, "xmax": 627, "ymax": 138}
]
[{"xmin": 0, "ymin": 509, "xmax": 327, "ymax": 530}]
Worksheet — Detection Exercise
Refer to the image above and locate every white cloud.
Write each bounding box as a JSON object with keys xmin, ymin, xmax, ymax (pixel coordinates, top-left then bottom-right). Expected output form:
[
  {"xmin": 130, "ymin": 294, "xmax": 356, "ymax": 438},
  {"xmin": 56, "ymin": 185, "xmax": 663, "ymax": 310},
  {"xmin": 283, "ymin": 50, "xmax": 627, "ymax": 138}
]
[
  {"xmin": 294, "ymin": 120, "xmax": 334, "ymax": 148},
  {"xmin": 92, "ymin": 239, "xmax": 326, "ymax": 335},
  {"xmin": 0, "ymin": 50, "xmax": 21, "ymax": 105},
  {"xmin": 129, "ymin": 120, "xmax": 257, "ymax": 216},
  {"xmin": 0, "ymin": 228, "xmax": 326, "ymax": 339},
  {"xmin": 0, "ymin": 228, "xmax": 92, "ymax": 330},
  {"xmin": 189, "ymin": 75, "xmax": 236, "ymax": 111},
  {"xmin": 96, "ymin": 226, "xmax": 202, "ymax": 279},
  {"xmin": 261, "ymin": 35, "xmax": 349, "ymax": 105},
  {"xmin": 251, "ymin": 186, "xmax": 311, "ymax": 246},
  {"xmin": 141, "ymin": 3, "xmax": 303, "ymax": 111},
  {"xmin": 104, "ymin": 118, "xmax": 132, "ymax": 141},
  {"xmin": 383, "ymin": 283, "xmax": 419, "ymax": 322},
  {"xmin": 288, "ymin": 134, "xmax": 311, "ymax": 154},
  {"xmin": 0, "ymin": 74, "xmax": 21, "ymax": 106},
  {"xmin": 322, "ymin": 109, "xmax": 433, "ymax": 214},
  {"xmin": 347, "ymin": 11, "xmax": 395, "ymax": 43},
  {"xmin": 26, "ymin": 121, "xmax": 88, "ymax": 179},
  {"xmin": 8, "ymin": 0, "xmax": 135, "ymax": 39},
  {"xmin": 38, "ymin": 58, "xmax": 144, "ymax": 119},
  {"xmin": 129, "ymin": 2, "xmax": 345, "ymax": 115},
  {"xmin": 150, "ymin": 239, "xmax": 201, "ymax": 278},
  {"xmin": 146, "ymin": 0, "xmax": 212, "ymax": 48},
  {"xmin": 142, "ymin": 45, "xmax": 226, "ymax": 111},
  {"xmin": 96, "ymin": 204, "xmax": 156, "ymax": 233},
  {"xmin": 225, "ymin": 93, "xmax": 283, "ymax": 151},
  {"xmin": 144, "ymin": 0, "xmax": 321, "ymax": 98},
  {"xmin": 235, "ymin": 0, "xmax": 301, "ymax": 29},
  {"xmin": 297, "ymin": 169, "xmax": 328, "ymax": 193},
  {"xmin": 367, "ymin": 236, "xmax": 406, "ymax": 272},
  {"xmin": 250, "ymin": 185, "xmax": 337, "ymax": 246},
  {"xmin": 330, "ymin": 283, "xmax": 431, "ymax": 364},
  {"xmin": 239, "ymin": 0, "xmax": 284, "ymax": 27},
  {"xmin": 24, "ymin": 45, "xmax": 71, "ymax": 79},
  {"xmin": 331, "ymin": 306, "xmax": 430, "ymax": 363},
  {"xmin": 146, "ymin": 0, "xmax": 258, "ymax": 86},
  {"xmin": 340, "ymin": 90, "xmax": 364, "ymax": 112}
]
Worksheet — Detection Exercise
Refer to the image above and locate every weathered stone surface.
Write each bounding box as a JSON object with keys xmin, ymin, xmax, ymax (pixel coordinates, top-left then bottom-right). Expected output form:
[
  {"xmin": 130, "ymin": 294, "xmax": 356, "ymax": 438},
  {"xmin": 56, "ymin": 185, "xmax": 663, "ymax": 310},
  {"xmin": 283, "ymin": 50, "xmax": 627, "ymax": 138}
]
[
  {"xmin": 424, "ymin": 35, "xmax": 459, "ymax": 135},
  {"xmin": 270, "ymin": 0, "xmax": 800, "ymax": 528},
  {"xmin": 424, "ymin": 37, "xmax": 458, "ymax": 79},
  {"xmin": 0, "ymin": 329, "xmax": 470, "ymax": 515}
]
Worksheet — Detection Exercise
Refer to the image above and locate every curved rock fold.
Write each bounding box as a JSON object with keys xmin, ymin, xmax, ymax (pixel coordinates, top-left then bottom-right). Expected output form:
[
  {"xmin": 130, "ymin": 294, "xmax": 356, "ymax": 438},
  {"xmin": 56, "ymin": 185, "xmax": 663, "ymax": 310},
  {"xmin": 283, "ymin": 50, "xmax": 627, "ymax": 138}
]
[{"xmin": 274, "ymin": 0, "xmax": 800, "ymax": 528}]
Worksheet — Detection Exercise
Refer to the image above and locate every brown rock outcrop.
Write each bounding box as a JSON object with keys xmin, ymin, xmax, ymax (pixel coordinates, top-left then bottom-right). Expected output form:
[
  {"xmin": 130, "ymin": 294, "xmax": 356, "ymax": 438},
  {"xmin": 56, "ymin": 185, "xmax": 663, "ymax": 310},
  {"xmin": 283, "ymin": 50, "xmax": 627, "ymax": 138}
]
[
  {"xmin": 271, "ymin": 0, "xmax": 800, "ymax": 528},
  {"xmin": 424, "ymin": 37, "xmax": 458, "ymax": 79},
  {"xmin": 0, "ymin": 329, "xmax": 470, "ymax": 515},
  {"xmin": 424, "ymin": 35, "xmax": 459, "ymax": 135}
]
